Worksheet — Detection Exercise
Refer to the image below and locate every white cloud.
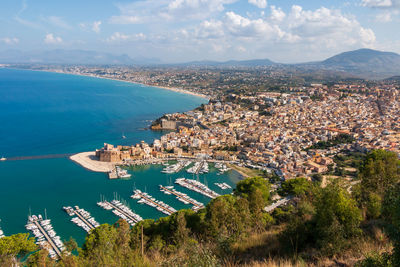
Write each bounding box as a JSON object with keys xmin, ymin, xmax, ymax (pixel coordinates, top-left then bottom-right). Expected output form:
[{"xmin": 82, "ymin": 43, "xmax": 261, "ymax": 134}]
[
  {"xmin": 248, "ymin": 0, "xmax": 267, "ymax": 9},
  {"xmin": 44, "ymin": 16, "xmax": 71, "ymax": 29},
  {"xmin": 92, "ymin": 21, "xmax": 101, "ymax": 33},
  {"xmin": 109, "ymin": 15, "xmax": 141, "ymax": 24},
  {"xmin": 270, "ymin": 5, "xmax": 285, "ymax": 22},
  {"xmin": 110, "ymin": 0, "xmax": 238, "ymax": 23},
  {"xmin": 44, "ymin": 33, "xmax": 63, "ymax": 44},
  {"xmin": 362, "ymin": 0, "xmax": 394, "ymax": 7},
  {"xmin": 1, "ymin": 37, "xmax": 19, "ymax": 45},
  {"xmin": 106, "ymin": 32, "xmax": 146, "ymax": 43}
]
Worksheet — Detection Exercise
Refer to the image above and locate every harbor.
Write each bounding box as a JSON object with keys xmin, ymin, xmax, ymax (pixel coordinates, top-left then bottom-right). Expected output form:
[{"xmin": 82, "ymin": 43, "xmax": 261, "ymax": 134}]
[
  {"xmin": 25, "ymin": 215, "xmax": 65, "ymax": 259},
  {"xmin": 97, "ymin": 199, "xmax": 143, "ymax": 226},
  {"xmin": 132, "ymin": 189, "xmax": 177, "ymax": 216},
  {"xmin": 63, "ymin": 206, "xmax": 100, "ymax": 233},
  {"xmin": 159, "ymin": 185, "xmax": 204, "ymax": 211},
  {"xmin": 175, "ymin": 178, "xmax": 220, "ymax": 199}
]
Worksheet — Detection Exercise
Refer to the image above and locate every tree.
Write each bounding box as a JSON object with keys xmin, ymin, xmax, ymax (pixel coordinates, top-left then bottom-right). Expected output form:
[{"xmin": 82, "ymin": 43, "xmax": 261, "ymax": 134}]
[
  {"xmin": 360, "ymin": 150, "xmax": 400, "ymax": 198},
  {"xmin": 278, "ymin": 178, "xmax": 312, "ymax": 197},
  {"xmin": 0, "ymin": 233, "xmax": 37, "ymax": 266},
  {"xmin": 234, "ymin": 177, "xmax": 270, "ymax": 203},
  {"xmin": 313, "ymin": 182, "xmax": 362, "ymax": 255}
]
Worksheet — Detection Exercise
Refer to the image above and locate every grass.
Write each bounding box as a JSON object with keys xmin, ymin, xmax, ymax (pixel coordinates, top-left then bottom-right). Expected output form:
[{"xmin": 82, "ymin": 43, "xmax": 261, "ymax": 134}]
[{"xmin": 229, "ymin": 164, "xmax": 265, "ymax": 178}]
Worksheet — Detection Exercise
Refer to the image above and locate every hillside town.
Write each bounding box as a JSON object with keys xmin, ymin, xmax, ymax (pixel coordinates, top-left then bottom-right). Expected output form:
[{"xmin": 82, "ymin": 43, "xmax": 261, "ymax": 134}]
[{"xmin": 96, "ymin": 83, "xmax": 400, "ymax": 180}]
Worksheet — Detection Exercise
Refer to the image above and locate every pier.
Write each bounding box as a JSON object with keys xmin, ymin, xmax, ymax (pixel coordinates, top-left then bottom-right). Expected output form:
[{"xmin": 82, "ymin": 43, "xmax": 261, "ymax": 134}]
[
  {"xmin": 97, "ymin": 200, "xmax": 143, "ymax": 226},
  {"xmin": 159, "ymin": 185, "xmax": 204, "ymax": 211},
  {"xmin": 32, "ymin": 220, "xmax": 62, "ymax": 258},
  {"xmin": 175, "ymin": 178, "xmax": 220, "ymax": 199},
  {"xmin": 26, "ymin": 216, "xmax": 65, "ymax": 259},
  {"xmin": 132, "ymin": 190, "xmax": 177, "ymax": 215},
  {"xmin": 5, "ymin": 153, "xmax": 74, "ymax": 161},
  {"xmin": 63, "ymin": 206, "xmax": 99, "ymax": 232}
]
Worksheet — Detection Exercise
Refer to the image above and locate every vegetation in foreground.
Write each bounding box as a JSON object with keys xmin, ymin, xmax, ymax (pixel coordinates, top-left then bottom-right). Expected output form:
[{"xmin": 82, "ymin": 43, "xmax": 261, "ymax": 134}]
[{"xmin": 1, "ymin": 149, "xmax": 400, "ymax": 266}]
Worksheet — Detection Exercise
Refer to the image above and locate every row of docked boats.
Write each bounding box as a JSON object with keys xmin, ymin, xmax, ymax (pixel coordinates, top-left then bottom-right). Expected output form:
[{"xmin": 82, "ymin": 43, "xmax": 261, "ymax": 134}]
[
  {"xmin": 63, "ymin": 206, "xmax": 100, "ymax": 233},
  {"xmin": 97, "ymin": 200, "xmax": 143, "ymax": 226},
  {"xmin": 175, "ymin": 178, "xmax": 220, "ymax": 199},
  {"xmin": 214, "ymin": 162, "xmax": 231, "ymax": 175},
  {"xmin": 159, "ymin": 185, "xmax": 205, "ymax": 211},
  {"xmin": 186, "ymin": 161, "xmax": 209, "ymax": 174},
  {"xmin": 116, "ymin": 166, "xmax": 131, "ymax": 178},
  {"xmin": 132, "ymin": 189, "xmax": 177, "ymax": 215},
  {"xmin": 25, "ymin": 215, "xmax": 65, "ymax": 259},
  {"xmin": 161, "ymin": 160, "xmax": 191, "ymax": 174},
  {"xmin": 214, "ymin": 182, "xmax": 232, "ymax": 190}
]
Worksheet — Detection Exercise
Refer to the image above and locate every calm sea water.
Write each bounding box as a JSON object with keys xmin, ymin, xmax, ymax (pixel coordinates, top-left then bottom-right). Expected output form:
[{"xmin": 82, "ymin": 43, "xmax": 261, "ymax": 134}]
[{"xmin": 0, "ymin": 68, "xmax": 241, "ymax": 245}]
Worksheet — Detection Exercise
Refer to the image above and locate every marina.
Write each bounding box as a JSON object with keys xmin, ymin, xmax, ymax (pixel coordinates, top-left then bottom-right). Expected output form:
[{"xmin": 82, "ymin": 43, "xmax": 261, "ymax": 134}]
[
  {"xmin": 63, "ymin": 206, "xmax": 100, "ymax": 233},
  {"xmin": 97, "ymin": 199, "xmax": 143, "ymax": 226},
  {"xmin": 159, "ymin": 185, "xmax": 204, "ymax": 211},
  {"xmin": 132, "ymin": 189, "xmax": 177, "ymax": 216},
  {"xmin": 25, "ymin": 215, "xmax": 65, "ymax": 259},
  {"xmin": 175, "ymin": 178, "xmax": 220, "ymax": 199},
  {"xmin": 214, "ymin": 162, "xmax": 231, "ymax": 175}
]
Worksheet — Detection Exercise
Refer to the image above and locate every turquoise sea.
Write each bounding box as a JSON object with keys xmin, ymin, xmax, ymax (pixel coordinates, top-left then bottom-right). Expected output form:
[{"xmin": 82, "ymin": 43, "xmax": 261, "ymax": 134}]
[{"xmin": 0, "ymin": 68, "xmax": 241, "ymax": 245}]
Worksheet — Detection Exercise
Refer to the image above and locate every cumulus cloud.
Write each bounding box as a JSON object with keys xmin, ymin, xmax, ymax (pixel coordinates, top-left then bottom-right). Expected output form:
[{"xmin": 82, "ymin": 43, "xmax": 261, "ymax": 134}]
[
  {"xmin": 270, "ymin": 5, "xmax": 286, "ymax": 22},
  {"xmin": 44, "ymin": 33, "xmax": 63, "ymax": 44},
  {"xmin": 110, "ymin": 0, "xmax": 238, "ymax": 23},
  {"xmin": 1, "ymin": 37, "xmax": 19, "ymax": 45},
  {"xmin": 92, "ymin": 21, "xmax": 101, "ymax": 33},
  {"xmin": 248, "ymin": 0, "xmax": 267, "ymax": 9}
]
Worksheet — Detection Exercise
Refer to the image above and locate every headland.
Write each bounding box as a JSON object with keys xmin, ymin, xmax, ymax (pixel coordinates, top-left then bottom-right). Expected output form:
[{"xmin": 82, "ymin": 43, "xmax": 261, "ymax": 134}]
[{"xmin": 70, "ymin": 152, "xmax": 117, "ymax": 173}]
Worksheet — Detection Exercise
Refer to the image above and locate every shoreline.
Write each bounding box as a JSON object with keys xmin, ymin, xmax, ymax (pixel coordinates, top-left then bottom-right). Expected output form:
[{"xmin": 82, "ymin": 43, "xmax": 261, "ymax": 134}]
[{"xmin": 1, "ymin": 66, "xmax": 210, "ymax": 100}]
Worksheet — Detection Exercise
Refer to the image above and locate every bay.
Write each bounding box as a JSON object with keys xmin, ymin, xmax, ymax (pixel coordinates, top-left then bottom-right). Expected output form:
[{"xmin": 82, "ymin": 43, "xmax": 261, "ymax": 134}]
[{"xmin": 0, "ymin": 68, "xmax": 241, "ymax": 245}]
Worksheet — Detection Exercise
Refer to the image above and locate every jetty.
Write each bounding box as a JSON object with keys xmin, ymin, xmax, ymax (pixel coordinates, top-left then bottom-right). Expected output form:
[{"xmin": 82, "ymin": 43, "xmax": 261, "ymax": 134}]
[
  {"xmin": 63, "ymin": 206, "xmax": 100, "ymax": 232},
  {"xmin": 25, "ymin": 215, "xmax": 65, "ymax": 259},
  {"xmin": 159, "ymin": 185, "xmax": 204, "ymax": 211},
  {"xmin": 131, "ymin": 189, "xmax": 177, "ymax": 216},
  {"xmin": 175, "ymin": 178, "xmax": 220, "ymax": 199},
  {"xmin": 97, "ymin": 199, "xmax": 143, "ymax": 226}
]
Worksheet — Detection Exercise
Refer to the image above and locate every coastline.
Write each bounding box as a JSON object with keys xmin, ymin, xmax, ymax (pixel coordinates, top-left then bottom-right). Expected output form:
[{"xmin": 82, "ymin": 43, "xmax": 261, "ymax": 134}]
[{"xmin": 1, "ymin": 66, "xmax": 210, "ymax": 100}]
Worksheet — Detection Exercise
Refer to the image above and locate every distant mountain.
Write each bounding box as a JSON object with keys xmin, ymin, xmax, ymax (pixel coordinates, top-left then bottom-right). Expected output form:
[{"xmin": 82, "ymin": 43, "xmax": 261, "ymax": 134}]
[
  {"xmin": 174, "ymin": 58, "xmax": 275, "ymax": 67},
  {"xmin": 0, "ymin": 49, "xmax": 136, "ymax": 65},
  {"xmin": 315, "ymin": 48, "xmax": 400, "ymax": 79}
]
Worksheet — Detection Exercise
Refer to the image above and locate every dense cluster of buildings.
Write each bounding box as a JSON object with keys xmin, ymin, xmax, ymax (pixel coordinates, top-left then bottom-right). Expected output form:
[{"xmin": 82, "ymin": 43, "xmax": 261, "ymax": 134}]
[{"xmin": 96, "ymin": 84, "xmax": 399, "ymax": 180}]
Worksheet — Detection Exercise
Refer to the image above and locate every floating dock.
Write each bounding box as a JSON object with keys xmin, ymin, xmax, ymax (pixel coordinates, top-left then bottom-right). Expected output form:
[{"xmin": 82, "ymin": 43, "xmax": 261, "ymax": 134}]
[
  {"xmin": 63, "ymin": 206, "xmax": 100, "ymax": 233},
  {"xmin": 175, "ymin": 178, "xmax": 220, "ymax": 199},
  {"xmin": 97, "ymin": 200, "xmax": 143, "ymax": 226},
  {"xmin": 25, "ymin": 215, "xmax": 65, "ymax": 259},
  {"xmin": 159, "ymin": 185, "xmax": 204, "ymax": 211},
  {"xmin": 131, "ymin": 189, "xmax": 177, "ymax": 215}
]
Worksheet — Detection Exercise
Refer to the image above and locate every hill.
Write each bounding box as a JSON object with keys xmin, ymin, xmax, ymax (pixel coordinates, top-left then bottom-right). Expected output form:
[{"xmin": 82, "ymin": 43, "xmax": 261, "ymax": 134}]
[{"xmin": 316, "ymin": 48, "xmax": 400, "ymax": 79}]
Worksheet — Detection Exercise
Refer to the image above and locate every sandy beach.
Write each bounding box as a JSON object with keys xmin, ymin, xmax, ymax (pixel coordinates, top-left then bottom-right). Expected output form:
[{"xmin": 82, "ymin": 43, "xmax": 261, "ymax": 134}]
[{"xmin": 70, "ymin": 152, "xmax": 118, "ymax": 173}]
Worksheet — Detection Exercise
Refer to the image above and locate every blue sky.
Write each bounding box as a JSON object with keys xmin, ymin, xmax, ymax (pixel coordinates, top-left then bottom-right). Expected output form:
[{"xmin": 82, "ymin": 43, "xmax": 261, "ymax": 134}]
[{"xmin": 0, "ymin": 0, "xmax": 399, "ymax": 63}]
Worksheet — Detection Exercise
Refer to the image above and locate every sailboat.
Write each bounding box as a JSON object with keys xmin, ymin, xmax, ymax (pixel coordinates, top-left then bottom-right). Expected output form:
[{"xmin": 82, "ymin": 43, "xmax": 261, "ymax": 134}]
[
  {"xmin": 122, "ymin": 133, "xmax": 126, "ymax": 139},
  {"xmin": 0, "ymin": 156, "xmax": 6, "ymax": 161}
]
